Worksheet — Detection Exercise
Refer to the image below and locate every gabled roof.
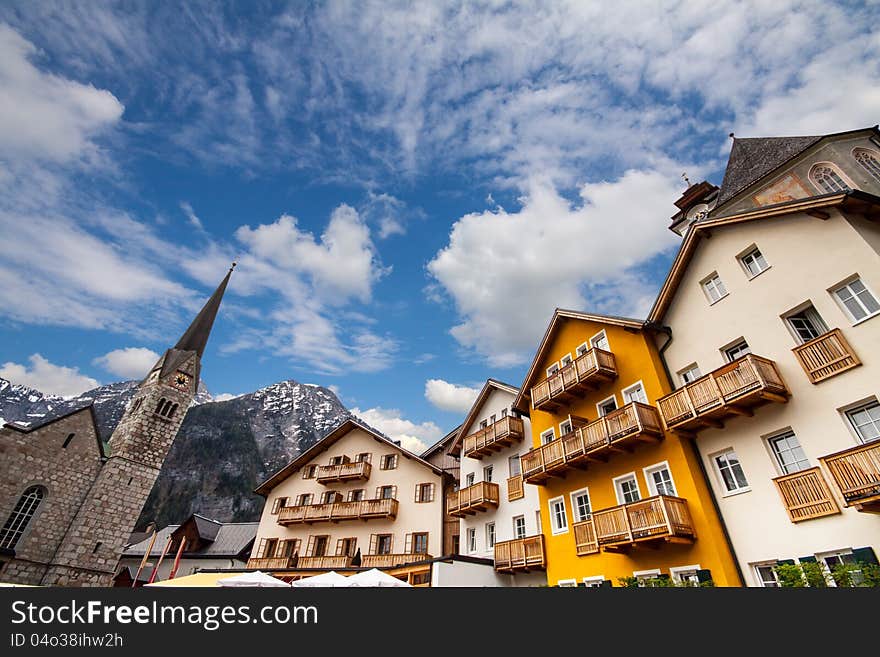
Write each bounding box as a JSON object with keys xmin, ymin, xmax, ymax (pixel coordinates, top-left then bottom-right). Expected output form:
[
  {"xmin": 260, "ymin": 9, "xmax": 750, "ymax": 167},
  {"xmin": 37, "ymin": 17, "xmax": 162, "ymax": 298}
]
[
  {"xmin": 122, "ymin": 521, "xmax": 258, "ymax": 558},
  {"xmin": 513, "ymin": 309, "xmax": 644, "ymax": 413},
  {"xmin": 449, "ymin": 379, "xmax": 519, "ymax": 456},
  {"xmin": 648, "ymin": 190, "xmax": 880, "ymax": 324},
  {"xmin": 254, "ymin": 418, "xmax": 446, "ymax": 496},
  {"xmin": 420, "ymin": 424, "xmax": 461, "ymax": 460},
  {"xmin": 1, "ymin": 404, "xmax": 107, "ymax": 458}
]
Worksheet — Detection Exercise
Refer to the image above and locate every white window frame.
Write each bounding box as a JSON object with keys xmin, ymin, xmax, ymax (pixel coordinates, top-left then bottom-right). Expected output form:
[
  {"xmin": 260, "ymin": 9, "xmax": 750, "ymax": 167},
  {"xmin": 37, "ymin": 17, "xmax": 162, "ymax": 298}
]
[
  {"xmin": 465, "ymin": 472, "xmax": 475, "ymax": 487},
  {"xmin": 621, "ymin": 381, "xmax": 648, "ymax": 405},
  {"xmin": 582, "ymin": 576, "xmax": 605, "ymax": 588},
  {"xmin": 546, "ymin": 362, "xmax": 560, "ymax": 377},
  {"xmin": 712, "ymin": 449, "xmax": 750, "ymax": 496},
  {"xmin": 737, "ymin": 245, "xmax": 770, "ymax": 279},
  {"xmin": 612, "ymin": 472, "xmax": 642, "ymax": 505},
  {"xmin": 830, "ymin": 276, "xmax": 880, "ymax": 325},
  {"xmin": 559, "ymin": 418, "xmax": 573, "ymax": 436},
  {"xmin": 809, "ymin": 161, "xmax": 854, "ymax": 194},
  {"xmin": 512, "ymin": 515, "xmax": 526, "ymax": 539},
  {"xmin": 701, "ymin": 272, "xmax": 728, "ymax": 305},
  {"xmin": 782, "ymin": 302, "xmax": 829, "ymax": 345},
  {"xmin": 560, "ymin": 353, "xmax": 573, "ymax": 368},
  {"xmin": 722, "ymin": 338, "xmax": 751, "ymax": 362},
  {"xmin": 540, "ymin": 428, "xmax": 556, "ymax": 445},
  {"xmin": 766, "ymin": 429, "xmax": 811, "ymax": 475},
  {"xmin": 633, "ymin": 568, "xmax": 662, "ymax": 586},
  {"xmin": 678, "ymin": 364, "xmax": 702, "ymax": 385},
  {"xmin": 575, "ymin": 341, "xmax": 590, "ymax": 357},
  {"xmin": 596, "ymin": 395, "xmax": 618, "ymax": 417},
  {"xmin": 557, "ymin": 579, "xmax": 577, "ymax": 587},
  {"xmin": 590, "ymin": 330, "xmax": 610, "ymax": 352},
  {"xmin": 466, "ymin": 527, "xmax": 477, "ymax": 553},
  {"xmin": 483, "ymin": 465, "xmax": 494, "ymax": 483},
  {"xmin": 643, "ymin": 461, "xmax": 677, "ymax": 496},
  {"xmin": 548, "ymin": 496, "xmax": 569, "ymax": 535},
  {"xmin": 670, "ymin": 564, "xmax": 702, "ymax": 587},
  {"xmin": 569, "ymin": 487, "xmax": 592, "ymax": 522},
  {"xmin": 508, "ymin": 455, "xmax": 522, "ymax": 477},
  {"xmin": 842, "ymin": 398, "xmax": 880, "ymax": 445},
  {"xmin": 754, "ymin": 562, "xmax": 780, "ymax": 588},
  {"xmin": 485, "ymin": 522, "xmax": 496, "ymax": 549}
]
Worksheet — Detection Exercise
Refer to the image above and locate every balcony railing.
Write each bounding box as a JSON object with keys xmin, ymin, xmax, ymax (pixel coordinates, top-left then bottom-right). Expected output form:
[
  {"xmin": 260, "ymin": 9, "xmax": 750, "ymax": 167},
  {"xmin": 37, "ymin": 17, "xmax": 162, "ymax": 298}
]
[
  {"xmin": 591, "ymin": 495, "xmax": 695, "ymax": 550},
  {"xmin": 657, "ymin": 354, "xmax": 789, "ymax": 432},
  {"xmin": 521, "ymin": 402, "xmax": 664, "ymax": 484},
  {"xmin": 447, "ymin": 481, "xmax": 500, "ymax": 518},
  {"xmin": 297, "ymin": 555, "xmax": 352, "ymax": 569},
  {"xmin": 820, "ymin": 441, "xmax": 880, "ymax": 512},
  {"xmin": 573, "ymin": 518, "xmax": 599, "ymax": 556},
  {"xmin": 247, "ymin": 557, "xmax": 295, "ymax": 569},
  {"xmin": 530, "ymin": 348, "xmax": 617, "ymax": 411},
  {"xmin": 792, "ymin": 328, "xmax": 861, "ymax": 384},
  {"xmin": 462, "ymin": 416, "xmax": 525, "ymax": 459},
  {"xmin": 316, "ymin": 460, "xmax": 371, "ymax": 484},
  {"xmin": 277, "ymin": 498, "xmax": 399, "ymax": 525},
  {"xmin": 507, "ymin": 474, "xmax": 524, "ymax": 501},
  {"xmin": 772, "ymin": 467, "xmax": 840, "ymax": 522},
  {"xmin": 494, "ymin": 535, "xmax": 546, "ymax": 572},
  {"xmin": 361, "ymin": 553, "xmax": 431, "ymax": 568}
]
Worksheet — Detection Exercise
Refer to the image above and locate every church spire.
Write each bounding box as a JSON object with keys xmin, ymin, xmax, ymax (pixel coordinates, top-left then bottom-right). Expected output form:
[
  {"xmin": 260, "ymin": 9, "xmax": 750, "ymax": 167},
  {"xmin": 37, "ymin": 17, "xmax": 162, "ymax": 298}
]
[{"xmin": 174, "ymin": 263, "xmax": 235, "ymax": 358}]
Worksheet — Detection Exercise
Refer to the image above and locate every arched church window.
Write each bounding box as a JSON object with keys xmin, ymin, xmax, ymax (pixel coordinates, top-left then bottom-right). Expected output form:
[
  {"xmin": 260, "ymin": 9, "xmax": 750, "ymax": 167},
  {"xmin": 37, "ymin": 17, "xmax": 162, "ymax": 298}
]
[
  {"xmin": 853, "ymin": 148, "xmax": 880, "ymax": 182},
  {"xmin": 156, "ymin": 398, "xmax": 167, "ymax": 415},
  {"xmin": 167, "ymin": 403, "xmax": 179, "ymax": 419},
  {"xmin": 809, "ymin": 163, "xmax": 851, "ymax": 194},
  {"xmin": 0, "ymin": 486, "xmax": 45, "ymax": 550}
]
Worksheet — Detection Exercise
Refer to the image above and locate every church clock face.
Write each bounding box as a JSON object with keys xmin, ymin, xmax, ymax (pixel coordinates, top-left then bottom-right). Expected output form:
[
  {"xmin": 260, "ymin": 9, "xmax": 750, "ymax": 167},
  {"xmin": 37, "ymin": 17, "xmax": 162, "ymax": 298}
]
[{"xmin": 173, "ymin": 373, "xmax": 190, "ymax": 390}]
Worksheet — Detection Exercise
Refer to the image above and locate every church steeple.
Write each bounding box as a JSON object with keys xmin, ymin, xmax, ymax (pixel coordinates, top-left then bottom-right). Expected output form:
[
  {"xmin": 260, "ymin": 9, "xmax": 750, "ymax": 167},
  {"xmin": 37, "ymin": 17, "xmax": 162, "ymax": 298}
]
[{"xmin": 173, "ymin": 263, "xmax": 235, "ymax": 358}]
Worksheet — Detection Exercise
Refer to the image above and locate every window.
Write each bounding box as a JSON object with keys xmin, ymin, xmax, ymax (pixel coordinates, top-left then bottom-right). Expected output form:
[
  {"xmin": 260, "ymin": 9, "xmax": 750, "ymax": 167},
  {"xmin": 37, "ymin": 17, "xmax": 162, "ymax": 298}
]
[
  {"xmin": 833, "ymin": 277, "xmax": 880, "ymax": 323},
  {"xmin": 678, "ymin": 364, "xmax": 702, "ymax": 384},
  {"xmin": 296, "ymin": 493, "xmax": 313, "ymax": 506},
  {"xmin": 257, "ymin": 537, "xmax": 279, "ymax": 559},
  {"xmin": 546, "ymin": 362, "xmax": 560, "ymax": 377},
  {"xmin": 557, "ymin": 579, "xmax": 577, "ymax": 587},
  {"xmin": 644, "ymin": 463, "xmax": 677, "ymax": 496},
  {"xmin": 415, "ymin": 482, "xmax": 435, "ymax": 503},
  {"xmin": 62, "ymin": 433, "xmax": 75, "ymax": 448},
  {"xmin": 854, "ymin": 147, "xmax": 880, "ymax": 182},
  {"xmin": 583, "ymin": 577, "xmax": 606, "ymax": 588},
  {"xmin": 769, "ymin": 431, "xmax": 810, "ymax": 474},
  {"xmin": 501, "ymin": 408, "xmax": 508, "ymax": 418},
  {"xmin": 513, "ymin": 515, "xmax": 526, "ymax": 539},
  {"xmin": 576, "ymin": 342, "xmax": 589, "ymax": 357},
  {"xmin": 321, "ymin": 491, "xmax": 339, "ymax": 504},
  {"xmin": 634, "ymin": 569, "xmax": 662, "ymax": 587},
  {"xmin": 380, "ymin": 454, "xmax": 398, "ymax": 470},
  {"xmin": 670, "ymin": 566, "xmax": 701, "ymax": 587},
  {"xmin": 310, "ymin": 535, "xmax": 329, "ymax": 557},
  {"xmin": 348, "ymin": 489, "xmax": 364, "ymax": 502},
  {"xmin": 278, "ymin": 538, "xmax": 299, "ymax": 558},
  {"xmin": 846, "ymin": 401, "xmax": 880, "ymax": 444},
  {"xmin": 483, "ymin": 466, "xmax": 493, "ymax": 483},
  {"xmin": 377, "ymin": 485, "xmax": 397, "ymax": 500},
  {"xmin": 410, "ymin": 532, "xmax": 429, "ymax": 554},
  {"xmin": 701, "ymin": 273, "xmax": 728, "ymax": 304},
  {"xmin": 466, "ymin": 528, "xmax": 477, "ymax": 553},
  {"xmin": 785, "ymin": 305, "xmax": 828, "ymax": 344},
  {"xmin": 548, "ymin": 496, "xmax": 568, "ymax": 535},
  {"xmin": 374, "ymin": 534, "xmax": 393, "ymax": 555},
  {"xmin": 329, "ymin": 455, "xmax": 346, "ymax": 465},
  {"xmin": 560, "ymin": 354, "xmax": 573, "ymax": 368},
  {"xmin": 597, "ymin": 396, "xmax": 618, "ymax": 417},
  {"xmin": 508, "ymin": 455, "xmax": 521, "ymax": 477},
  {"xmin": 820, "ymin": 551, "xmax": 865, "ymax": 586},
  {"xmin": 590, "ymin": 331, "xmax": 610, "ymax": 352},
  {"xmin": 739, "ymin": 247, "xmax": 769, "ymax": 278},
  {"xmin": 559, "ymin": 419, "xmax": 573, "ymax": 436},
  {"xmin": 270, "ymin": 497, "xmax": 288, "ymax": 514},
  {"xmin": 622, "ymin": 382, "xmax": 648, "ymax": 405},
  {"xmin": 723, "ymin": 340, "xmax": 751, "ymax": 362},
  {"xmin": 465, "ymin": 473, "xmax": 475, "ymax": 486},
  {"xmin": 535, "ymin": 510, "xmax": 543, "ymax": 534},
  {"xmin": 613, "ymin": 473, "xmax": 641, "ymax": 504},
  {"xmin": 570, "ymin": 488, "xmax": 592, "ymax": 522},
  {"xmin": 0, "ymin": 486, "xmax": 45, "ymax": 550},
  {"xmin": 355, "ymin": 452, "xmax": 371, "ymax": 463},
  {"xmin": 479, "ymin": 419, "xmax": 488, "ymax": 429},
  {"xmin": 540, "ymin": 428, "xmax": 556, "ymax": 445},
  {"xmin": 303, "ymin": 465, "xmax": 318, "ymax": 479},
  {"xmin": 755, "ymin": 564, "xmax": 779, "ymax": 588},
  {"xmin": 485, "ymin": 522, "xmax": 496, "ymax": 548},
  {"xmin": 489, "ymin": 414, "xmax": 496, "ymax": 424},
  {"xmin": 809, "ymin": 162, "xmax": 851, "ymax": 193},
  {"xmin": 714, "ymin": 450, "xmax": 749, "ymax": 493},
  {"xmin": 336, "ymin": 537, "xmax": 357, "ymax": 557}
]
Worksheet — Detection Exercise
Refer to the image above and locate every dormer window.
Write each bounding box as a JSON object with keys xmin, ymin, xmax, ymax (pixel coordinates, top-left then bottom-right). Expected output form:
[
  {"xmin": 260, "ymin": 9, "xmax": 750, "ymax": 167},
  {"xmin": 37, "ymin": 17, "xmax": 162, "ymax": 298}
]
[{"xmin": 809, "ymin": 163, "xmax": 851, "ymax": 194}]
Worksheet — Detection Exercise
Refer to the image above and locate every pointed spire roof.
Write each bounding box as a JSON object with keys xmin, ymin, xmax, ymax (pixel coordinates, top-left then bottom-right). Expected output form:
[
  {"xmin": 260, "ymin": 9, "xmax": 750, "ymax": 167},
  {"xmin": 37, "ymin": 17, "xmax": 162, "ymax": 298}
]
[{"xmin": 174, "ymin": 264, "xmax": 235, "ymax": 358}]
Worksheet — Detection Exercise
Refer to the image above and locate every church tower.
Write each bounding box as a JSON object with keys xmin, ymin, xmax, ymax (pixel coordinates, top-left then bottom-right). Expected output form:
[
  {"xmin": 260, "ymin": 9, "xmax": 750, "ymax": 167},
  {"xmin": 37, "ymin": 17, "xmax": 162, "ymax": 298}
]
[{"xmin": 41, "ymin": 267, "xmax": 233, "ymax": 586}]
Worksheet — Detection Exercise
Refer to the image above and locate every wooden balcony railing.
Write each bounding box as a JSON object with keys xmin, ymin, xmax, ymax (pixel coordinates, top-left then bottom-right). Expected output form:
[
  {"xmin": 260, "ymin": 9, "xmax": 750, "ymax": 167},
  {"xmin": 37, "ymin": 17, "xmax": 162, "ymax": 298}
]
[
  {"xmin": 521, "ymin": 402, "xmax": 663, "ymax": 484},
  {"xmin": 494, "ymin": 535, "xmax": 546, "ymax": 572},
  {"xmin": 507, "ymin": 474, "xmax": 524, "ymax": 501},
  {"xmin": 361, "ymin": 553, "xmax": 431, "ymax": 568},
  {"xmin": 277, "ymin": 498, "xmax": 398, "ymax": 525},
  {"xmin": 772, "ymin": 467, "xmax": 840, "ymax": 522},
  {"xmin": 657, "ymin": 354, "xmax": 789, "ymax": 432},
  {"xmin": 530, "ymin": 347, "xmax": 617, "ymax": 411},
  {"xmin": 462, "ymin": 416, "xmax": 525, "ymax": 459},
  {"xmin": 792, "ymin": 328, "xmax": 861, "ymax": 384},
  {"xmin": 820, "ymin": 441, "xmax": 880, "ymax": 512},
  {"xmin": 573, "ymin": 518, "xmax": 599, "ymax": 556},
  {"xmin": 247, "ymin": 557, "xmax": 295, "ymax": 569},
  {"xmin": 591, "ymin": 495, "xmax": 695, "ymax": 550},
  {"xmin": 316, "ymin": 460, "xmax": 371, "ymax": 484},
  {"xmin": 447, "ymin": 481, "xmax": 500, "ymax": 517},
  {"xmin": 297, "ymin": 555, "xmax": 352, "ymax": 569}
]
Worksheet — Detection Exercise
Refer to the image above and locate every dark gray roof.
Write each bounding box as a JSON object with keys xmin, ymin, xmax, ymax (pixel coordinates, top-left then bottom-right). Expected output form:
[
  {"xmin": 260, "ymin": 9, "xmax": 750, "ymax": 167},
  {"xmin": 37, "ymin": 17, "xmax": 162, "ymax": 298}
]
[
  {"xmin": 173, "ymin": 265, "xmax": 234, "ymax": 359},
  {"xmin": 192, "ymin": 514, "xmax": 222, "ymax": 542},
  {"xmin": 716, "ymin": 135, "xmax": 822, "ymax": 207},
  {"xmin": 420, "ymin": 424, "xmax": 461, "ymax": 458},
  {"xmin": 123, "ymin": 522, "xmax": 258, "ymax": 558}
]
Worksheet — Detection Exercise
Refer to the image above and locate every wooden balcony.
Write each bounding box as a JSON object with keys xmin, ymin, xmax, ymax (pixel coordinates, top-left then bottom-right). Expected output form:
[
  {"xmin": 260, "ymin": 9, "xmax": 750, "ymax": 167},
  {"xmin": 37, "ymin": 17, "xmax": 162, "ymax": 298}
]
[
  {"xmin": 247, "ymin": 557, "xmax": 295, "ymax": 569},
  {"xmin": 298, "ymin": 555, "xmax": 352, "ymax": 569},
  {"xmin": 657, "ymin": 355, "xmax": 789, "ymax": 433},
  {"xmin": 462, "ymin": 416, "xmax": 525, "ymax": 459},
  {"xmin": 530, "ymin": 348, "xmax": 617, "ymax": 412},
  {"xmin": 447, "ymin": 481, "xmax": 500, "ymax": 518},
  {"xmin": 316, "ymin": 460, "xmax": 371, "ymax": 484},
  {"xmin": 591, "ymin": 495, "xmax": 695, "ymax": 551},
  {"xmin": 792, "ymin": 328, "xmax": 861, "ymax": 384},
  {"xmin": 820, "ymin": 441, "xmax": 880, "ymax": 513},
  {"xmin": 772, "ymin": 467, "xmax": 840, "ymax": 522},
  {"xmin": 521, "ymin": 402, "xmax": 664, "ymax": 484},
  {"xmin": 573, "ymin": 518, "xmax": 599, "ymax": 556},
  {"xmin": 361, "ymin": 553, "xmax": 431, "ymax": 568},
  {"xmin": 507, "ymin": 474, "xmax": 524, "ymax": 501},
  {"xmin": 277, "ymin": 498, "xmax": 399, "ymax": 525},
  {"xmin": 494, "ymin": 535, "xmax": 546, "ymax": 572}
]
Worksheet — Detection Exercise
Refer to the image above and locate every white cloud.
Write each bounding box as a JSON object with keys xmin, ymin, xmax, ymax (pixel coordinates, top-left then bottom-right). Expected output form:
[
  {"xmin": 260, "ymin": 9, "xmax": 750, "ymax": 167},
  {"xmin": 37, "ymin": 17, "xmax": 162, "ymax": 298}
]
[
  {"xmin": 428, "ymin": 170, "xmax": 682, "ymax": 365},
  {"xmin": 424, "ymin": 379, "xmax": 481, "ymax": 414},
  {"xmin": 351, "ymin": 406, "xmax": 443, "ymax": 455},
  {"xmin": 92, "ymin": 347, "xmax": 160, "ymax": 379},
  {"xmin": 179, "ymin": 201, "xmax": 205, "ymax": 231},
  {"xmin": 0, "ymin": 354, "xmax": 99, "ymax": 398}
]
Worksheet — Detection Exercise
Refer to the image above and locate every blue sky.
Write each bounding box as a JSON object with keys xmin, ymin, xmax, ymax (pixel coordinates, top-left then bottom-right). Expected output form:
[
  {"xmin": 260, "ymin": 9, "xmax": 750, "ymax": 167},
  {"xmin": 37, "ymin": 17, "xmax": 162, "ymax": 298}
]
[{"xmin": 1, "ymin": 1, "xmax": 878, "ymax": 451}]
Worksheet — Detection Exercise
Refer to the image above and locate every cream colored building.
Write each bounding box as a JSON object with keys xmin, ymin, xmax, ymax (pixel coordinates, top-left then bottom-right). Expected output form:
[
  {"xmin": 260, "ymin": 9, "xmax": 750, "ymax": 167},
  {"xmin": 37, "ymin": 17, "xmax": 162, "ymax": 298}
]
[
  {"xmin": 649, "ymin": 126, "xmax": 880, "ymax": 586},
  {"xmin": 448, "ymin": 380, "xmax": 544, "ymax": 586},
  {"xmin": 249, "ymin": 419, "xmax": 448, "ymax": 570}
]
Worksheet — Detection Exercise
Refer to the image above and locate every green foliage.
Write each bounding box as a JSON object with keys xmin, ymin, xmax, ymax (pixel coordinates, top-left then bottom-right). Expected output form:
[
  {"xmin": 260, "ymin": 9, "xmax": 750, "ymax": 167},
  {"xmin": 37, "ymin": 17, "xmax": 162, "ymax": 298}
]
[
  {"xmin": 617, "ymin": 576, "xmax": 639, "ymax": 588},
  {"xmin": 614, "ymin": 575, "xmax": 715, "ymax": 588},
  {"xmin": 774, "ymin": 560, "xmax": 880, "ymax": 588},
  {"xmin": 830, "ymin": 561, "xmax": 880, "ymax": 588},
  {"xmin": 773, "ymin": 563, "xmax": 807, "ymax": 587},
  {"xmin": 800, "ymin": 562, "xmax": 828, "ymax": 588}
]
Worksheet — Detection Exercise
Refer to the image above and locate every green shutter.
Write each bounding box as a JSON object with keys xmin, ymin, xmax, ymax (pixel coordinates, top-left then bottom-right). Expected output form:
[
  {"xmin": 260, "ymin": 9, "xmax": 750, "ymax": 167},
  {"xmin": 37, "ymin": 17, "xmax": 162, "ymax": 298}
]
[
  {"xmin": 601, "ymin": 580, "xmax": 613, "ymax": 587},
  {"xmin": 798, "ymin": 556, "xmax": 817, "ymax": 563},
  {"xmin": 778, "ymin": 559, "xmax": 795, "ymax": 565},
  {"xmin": 696, "ymin": 569, "xmax": 712, "ymax": 583},
  {"xmin": 852, "ymin": 547, "xmax": 879, "ymax": 565}
]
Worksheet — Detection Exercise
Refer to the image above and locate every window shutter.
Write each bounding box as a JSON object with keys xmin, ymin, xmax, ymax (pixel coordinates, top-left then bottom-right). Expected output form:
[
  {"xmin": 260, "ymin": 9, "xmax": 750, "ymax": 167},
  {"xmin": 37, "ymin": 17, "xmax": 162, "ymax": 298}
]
[
  {"xmin": 777, "ymin": 559, "xmax": 795, "ymax": 566},
  {"xmin": 375, "ymin": 486, "xmax": 382, "ymax": 498},
  {"xmin": 305, "ymin": 535, "xmax": 316, "ymax": 557},
  {"xmin": 852, "ymin": 547, "xmax": 879, "ymax": 565},
  {"xmin": 335, "ymin": 538, "xmax": 345, "ymax": 556},
  {"xmin": 414, "ymin": 485, "xmax": 420, "ymax": 503},
  {"xmin": 405, "ymin": 533, "xmax": 413, "ymax": 553},
  {"xmin": 798, "ymin": 556, "xmax": 817, "ymax": 563},
  {"xmin": 256, "ymin": 538, "xmax": 267, "ymax": 558},
  {"xmin": 392, "ymin": 485, "xmax": 398, "ymax": 499},
  {"xmin": 696, "ymin": 569, "xmax": 713, "ymax": 584},
  {"xmin": 601, "ymin": 580, "xmax": 613, "ymax": 588},
  {"xmin": 369, "ymin": 534, "xmax": 378, "ymax": 555},
  {"xmin": 429, "ymin": 483, "xmax": 435, "ymax": 502}
]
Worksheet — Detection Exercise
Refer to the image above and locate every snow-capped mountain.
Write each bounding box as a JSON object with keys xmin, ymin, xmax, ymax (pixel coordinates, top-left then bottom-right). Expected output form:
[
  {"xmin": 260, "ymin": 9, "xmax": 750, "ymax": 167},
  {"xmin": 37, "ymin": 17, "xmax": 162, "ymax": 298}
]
[{"xmin": 0, "ymin": 377, "xmax": 353, "ymax": 529}]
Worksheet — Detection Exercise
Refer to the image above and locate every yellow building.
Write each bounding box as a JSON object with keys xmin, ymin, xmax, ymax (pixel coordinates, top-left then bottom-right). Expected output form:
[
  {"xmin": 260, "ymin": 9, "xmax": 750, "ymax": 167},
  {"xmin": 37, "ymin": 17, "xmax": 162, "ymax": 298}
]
[{"xmin": 512, "ymin": 310, "xmax": 742, "ymax": 587}]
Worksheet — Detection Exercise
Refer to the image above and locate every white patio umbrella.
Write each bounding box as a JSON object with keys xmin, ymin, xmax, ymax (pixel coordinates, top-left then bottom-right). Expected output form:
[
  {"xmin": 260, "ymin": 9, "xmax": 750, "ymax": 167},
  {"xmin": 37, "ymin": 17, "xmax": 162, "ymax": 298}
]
[
  {"xmin": 290, "ymin": 571, "xmax": 353, "ymax": 587},
  {"xmin": 346, "ymin": 568, "xmax": 412, "ymax": 587},
  {"xmin": 217, "ymin": 571, "xmax": 290, "ymax": 587}
]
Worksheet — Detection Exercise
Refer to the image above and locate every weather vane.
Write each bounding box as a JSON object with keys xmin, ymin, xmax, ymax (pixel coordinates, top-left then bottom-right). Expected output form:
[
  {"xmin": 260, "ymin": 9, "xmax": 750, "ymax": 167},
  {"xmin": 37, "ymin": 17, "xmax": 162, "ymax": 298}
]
[{"xmin": 681, "ymin": 172, "xmax": 691, "ymax": 188}]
